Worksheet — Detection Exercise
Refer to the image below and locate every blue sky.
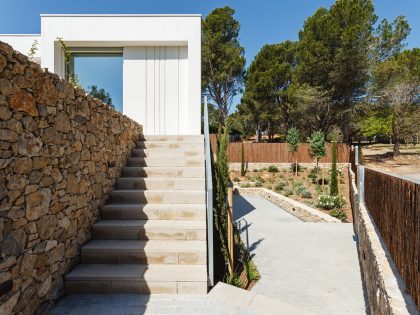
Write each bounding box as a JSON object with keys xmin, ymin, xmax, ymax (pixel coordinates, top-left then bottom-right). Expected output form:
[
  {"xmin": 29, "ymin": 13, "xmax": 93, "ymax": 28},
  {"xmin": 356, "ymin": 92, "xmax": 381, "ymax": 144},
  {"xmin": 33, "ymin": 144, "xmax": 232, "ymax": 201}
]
[{"xmin": 1, "ymin": 0, "xmax": 419, "ymax": 110}]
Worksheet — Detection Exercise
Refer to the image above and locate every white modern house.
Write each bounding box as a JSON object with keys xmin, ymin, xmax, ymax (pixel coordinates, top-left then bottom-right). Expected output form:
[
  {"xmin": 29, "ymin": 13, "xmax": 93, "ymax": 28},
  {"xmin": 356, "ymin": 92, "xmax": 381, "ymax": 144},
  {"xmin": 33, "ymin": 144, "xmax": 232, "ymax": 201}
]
[{"xmin": 0, "ymin": 14, "xmax": 202, "ymax": 135}]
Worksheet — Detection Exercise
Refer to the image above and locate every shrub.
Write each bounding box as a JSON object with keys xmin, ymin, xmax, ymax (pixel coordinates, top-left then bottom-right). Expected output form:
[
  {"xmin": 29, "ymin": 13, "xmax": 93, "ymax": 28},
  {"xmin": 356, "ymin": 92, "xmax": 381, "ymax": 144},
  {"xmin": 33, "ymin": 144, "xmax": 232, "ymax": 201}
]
[
  {"xmin": 241, "ymin": 182, "xmax": 251, "ymax": 188},
  {"xmin": 240, "ymin": 142, "xmax": 246, "ymax": 176},
  {"xmin": 255, "ymin": 175, "xmax": 265, "ymax": 183},
  {"xmin": 267, "ymin": 165, "xmax": 279, "ymax": 173},
  {"xmin": 308, "ymin": 167, "xmax": 320, "ymax": 184},
  {"xmin": 274, "ymin": 180, "xmax": 287, "ymax": 192},
  {"xmin": 255, "ymin": 180, "xmax": 263, "ymax": 187},
  {"xmin": 253, "ymin": 168, "xmax": 259, "ymax": 172},
  {"xmin": 283, "ymin": 187, "xmax": 293, "ymax": 196},
  {"xmin": 318, "ymin": 194, "xmax": 346, "ymax": 210},
  {"xmin": 330, "ymin": 142, "xmax": 338, "ymax": 196},
  {"xmin": 300, "ymin": 188, "xmax": 312, "ymax": 199},
  {"xmin": 233, "ymin": 176, "xmax": 240, "ymax": 182},
  {"xmin": 330, "ymin": 209, "xmax": 347, "ymax": 222}
]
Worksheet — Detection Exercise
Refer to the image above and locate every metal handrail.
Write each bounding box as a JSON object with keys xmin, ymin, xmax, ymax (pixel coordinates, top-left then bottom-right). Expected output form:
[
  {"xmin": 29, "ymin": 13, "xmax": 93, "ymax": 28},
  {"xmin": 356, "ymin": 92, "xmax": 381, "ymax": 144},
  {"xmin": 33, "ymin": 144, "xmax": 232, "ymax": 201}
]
[{"xmin": 203, "ymin": 96, "xmax": 214, "ymax": 287}]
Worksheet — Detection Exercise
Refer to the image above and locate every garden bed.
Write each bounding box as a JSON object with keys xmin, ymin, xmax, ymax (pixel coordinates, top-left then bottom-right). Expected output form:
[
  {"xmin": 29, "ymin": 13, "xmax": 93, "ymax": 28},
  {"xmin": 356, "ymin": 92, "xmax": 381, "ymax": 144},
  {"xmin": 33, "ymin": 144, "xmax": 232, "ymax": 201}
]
[{"xmin": 229, "ymin": 164, "xmax": 353, "ymax": 222}]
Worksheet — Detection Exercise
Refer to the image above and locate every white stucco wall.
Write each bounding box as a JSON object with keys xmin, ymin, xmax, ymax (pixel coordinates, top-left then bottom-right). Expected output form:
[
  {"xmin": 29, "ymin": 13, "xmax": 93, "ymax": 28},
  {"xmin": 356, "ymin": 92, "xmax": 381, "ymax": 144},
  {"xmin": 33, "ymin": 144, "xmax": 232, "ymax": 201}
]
[
  {"xmin": 0, "ymin": 15, "xmax": 201, "ymax": 135},
  {"xmin": 39, "ymin": 15, "xmax": 201, "ymax": 135},
  {"xmin": 0, "ymin": 34, "xmax": 41, "ymax": 60}
]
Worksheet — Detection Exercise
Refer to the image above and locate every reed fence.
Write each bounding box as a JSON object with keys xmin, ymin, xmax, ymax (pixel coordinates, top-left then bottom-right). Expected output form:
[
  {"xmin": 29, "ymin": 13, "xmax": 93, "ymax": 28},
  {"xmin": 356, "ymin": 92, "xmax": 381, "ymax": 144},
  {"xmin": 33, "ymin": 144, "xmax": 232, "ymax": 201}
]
[
  {"xmin": 210, "ymin": 134, "xmax": 350, "ymax": 163},
  {"xmin": 364, "ymin": 168, "xmax": 420, "ymax": 308}
]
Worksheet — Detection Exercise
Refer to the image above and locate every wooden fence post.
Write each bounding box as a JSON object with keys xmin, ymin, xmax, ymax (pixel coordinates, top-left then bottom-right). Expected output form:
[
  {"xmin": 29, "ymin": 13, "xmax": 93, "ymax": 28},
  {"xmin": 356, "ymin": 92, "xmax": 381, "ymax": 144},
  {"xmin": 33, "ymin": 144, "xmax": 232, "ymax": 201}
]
[{"xmin": 227, "ymin": 182, "xmax": 234, "ymax": 280}]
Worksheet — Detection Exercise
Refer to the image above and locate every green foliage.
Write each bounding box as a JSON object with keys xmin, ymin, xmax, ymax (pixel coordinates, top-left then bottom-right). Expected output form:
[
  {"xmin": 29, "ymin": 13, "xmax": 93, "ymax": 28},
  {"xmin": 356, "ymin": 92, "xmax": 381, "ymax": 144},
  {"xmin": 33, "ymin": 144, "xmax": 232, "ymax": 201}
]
[
  {"xmin": 318, "ymin": 194, "xmax": 346, "ymax": 210},
  {"xmin": 27, "ymin": 39, "xmax": 38, "ymax": 59},
  {"xmin": 267, "ymin": 165, "xmax": 278, "ymax": 173},
  {"xmin": 88, "ymin": 85, "xmax": 114, "ymax": 108},
  {"xmin": 308, "ymin": 167, "xmax": 320, "ymax": 184},
  {"xmin": 274, "ymin": 180, "xmax": 287, "ymax": 192},
  {"xmin": 297, "ymin": 0, "xmax": 377, "ymax": 142},
  {"xmin": 233, "ymin": 177, "xmax": 240, "ymax": 182},
  {"xmin": 255, "ymin": 180, "xmax": 263, "ymax": 187},
  {"xmin": 330, "ymin": 142, "xmax": 339, "ymax": 196},
  {"xmin": 202, "ymin": 7, "xmax": 246, "ymax": 124},
  {"xmin": 283, "ymin": 187, "xmax": 293, "ymax": 197},
  {"xmin": 360, "ymin": 109, "xmax": 392, "ymax": 138},
  {"xmin": 240, "ymin": 142, "xmax": 246, "ymax": 176},
  {"xmin": 245, "ymin": 259, "xmax": 260, "ymax": 281},
  {"xmin": 300, "ymin": 188, "xmax": 312, "ymax": 199},
  {"xmin": 330, "ymin": 209, "xmax": 348, "ymax": 222},
  {"xmin": 308, "ymin": 131, "xmax": 326, "ymax": 166},
  {"xmin": 253, "ymin": 168, "xmax": 258, "ymax": 172},
  {"xmin": 286, "ymin": 127, "xmax": 300, "ymax": 153},
  {"xmin": 241, "ymin": 182, "xmax": 251, "ymax": 188},
  {"xmin": 57, "ymin": 37, "xmax": 80, "ymax": 88}
]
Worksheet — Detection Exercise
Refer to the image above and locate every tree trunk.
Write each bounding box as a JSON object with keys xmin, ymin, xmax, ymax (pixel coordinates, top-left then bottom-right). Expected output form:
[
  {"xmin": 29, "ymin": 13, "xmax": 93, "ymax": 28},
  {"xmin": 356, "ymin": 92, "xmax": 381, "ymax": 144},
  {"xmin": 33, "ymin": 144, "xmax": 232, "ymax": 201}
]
[
  {"xmin": 255, "ymin": 124, "xmax": 261, "ymax": 143},
  {"xmin": 343, "ymin": 89, "xmax": 351, "ymax": 143}
]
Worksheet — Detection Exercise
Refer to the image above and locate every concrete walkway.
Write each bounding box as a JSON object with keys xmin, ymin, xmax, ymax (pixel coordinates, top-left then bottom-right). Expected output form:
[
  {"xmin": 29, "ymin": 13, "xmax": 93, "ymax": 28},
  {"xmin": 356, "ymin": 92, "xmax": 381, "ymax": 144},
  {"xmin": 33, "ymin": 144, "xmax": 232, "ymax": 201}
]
[{"xmin": 234, "ymin": 194, "xmax": 368, "ymax": 315}]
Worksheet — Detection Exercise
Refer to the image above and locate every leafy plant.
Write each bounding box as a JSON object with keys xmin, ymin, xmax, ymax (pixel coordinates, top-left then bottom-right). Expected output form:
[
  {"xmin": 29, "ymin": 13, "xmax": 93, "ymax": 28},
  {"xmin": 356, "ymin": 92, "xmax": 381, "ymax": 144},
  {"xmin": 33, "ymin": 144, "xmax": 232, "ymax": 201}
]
[
  {"xmin": 274, "ymin": 180, "xmax": 287, "ymax": 192},
  {"xmin": 330, "ymin": 209, "xmax": 348, "ymax": 222},
  {"xmin": 300, "ymin": 188, "xmax": 312, "ymax": 199},
  {"xmin": 255, "ymin": 180, "xmax": 263, "ymax": 187},
  {"xmin": 308, "ymin": 167, "xmax": 320, "ymax": 184},
  {"xmin": 253, "ymin": 168, "xmax": 259, "ymax": 172},
  {"xmin": 330, "ymin": 142, "xmax": 339, "ymax": 196},
  {"xmin": 286, "ymin": 127, "xmax": 300, "ymax": 177},
  {"xmin": 318, "ymin": 194, "xmax": 346, "ymax": 210},
  {"xmin": 241, "ymin": 182, "xmax": 251, "ymax": 188},
  {"xmin": 57, "ymin": 37, "xmax": 80, "ymax": 87},
  {"xmin": 255, "ymin": 175, "xmax": 265, "ymax": 183},
  {"xmin": 267, "ymin": 165, "xmax": 279, "ymax": 173},
  {"xmin": 283, "ymin": 187, "xmax": 293, "ymax": 197},
  {"xmin": 240, "ymin": 142, "xmax": 246, "ymax": 176},
  {"xmin": 233, "ymin": 176, "xmax": 240, "ymax": 182},
  {"xmin": 308, "ymin": 130, "xmax": 326, "ymax": 167},
  {"xmin": 27, "ymin": 39, "xmax": 38, "ymax": 59}
]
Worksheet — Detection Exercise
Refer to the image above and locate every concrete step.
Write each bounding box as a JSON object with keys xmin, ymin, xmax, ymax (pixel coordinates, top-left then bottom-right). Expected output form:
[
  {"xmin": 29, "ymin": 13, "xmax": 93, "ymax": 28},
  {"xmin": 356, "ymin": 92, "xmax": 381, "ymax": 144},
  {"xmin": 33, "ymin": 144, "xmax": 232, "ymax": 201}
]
[
  {"xmin": 135, "ymin": 142, "xmax": 203, "ymax": 150},
  {"xmin": 139, "ymin": 135, "xmax": 204, "ymax": 143},
  {"xmin": 101, "ymin": 203, "xmax": 206, "ymax": 220},
  {"xmin": 81, "ymin": 240, "xmax": 206, "ymax": 265},
  {"xmin": 131, "ymin": 148, "xmax": 204, "ymax": 158},
  {"xmin": 116, "ymin": 177, "xmax": 205, "ymax": 190},
  {"xmin": 121, "ymin": 166, "xmax": 204, "ymax": 178},
  {"xmin": 109, "ymin": 189, "xmax": 205, "ymax": 204},
  {"xmin": 65, "ymin": 264, "xmax": 207, "ymax": 294},
  {"xmin": 126, "ymin": 157, "xmax": 204, "ymax": 167},
  {"xmin": 93, "ymin": 220, "xmax": 206, "ymax": 240}
]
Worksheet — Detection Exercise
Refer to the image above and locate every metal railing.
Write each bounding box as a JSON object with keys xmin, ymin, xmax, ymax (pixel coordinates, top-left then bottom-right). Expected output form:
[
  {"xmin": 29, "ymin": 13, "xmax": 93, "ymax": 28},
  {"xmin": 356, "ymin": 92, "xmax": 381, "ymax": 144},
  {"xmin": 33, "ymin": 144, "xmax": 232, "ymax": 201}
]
[{"xmin": 203, "ymin": 96, "xmax": 214, "ymax": 287}]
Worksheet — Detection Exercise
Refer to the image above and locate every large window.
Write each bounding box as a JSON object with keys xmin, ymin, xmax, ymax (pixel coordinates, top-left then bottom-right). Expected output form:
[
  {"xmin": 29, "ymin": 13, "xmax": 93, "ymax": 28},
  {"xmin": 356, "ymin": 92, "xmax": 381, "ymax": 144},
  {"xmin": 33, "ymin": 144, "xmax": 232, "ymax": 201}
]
[{"xmin": 69, "ymin": 49, "xmax": 123, "ymax": 112}]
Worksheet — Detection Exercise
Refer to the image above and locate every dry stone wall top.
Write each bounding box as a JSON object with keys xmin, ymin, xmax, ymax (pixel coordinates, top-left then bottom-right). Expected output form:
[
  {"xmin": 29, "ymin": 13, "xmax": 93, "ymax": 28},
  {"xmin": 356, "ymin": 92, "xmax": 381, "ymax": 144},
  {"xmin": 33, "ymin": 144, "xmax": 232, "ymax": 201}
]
[{"xmin": 0, "ymin": 41, "xmax": 142, "ymax": 314}]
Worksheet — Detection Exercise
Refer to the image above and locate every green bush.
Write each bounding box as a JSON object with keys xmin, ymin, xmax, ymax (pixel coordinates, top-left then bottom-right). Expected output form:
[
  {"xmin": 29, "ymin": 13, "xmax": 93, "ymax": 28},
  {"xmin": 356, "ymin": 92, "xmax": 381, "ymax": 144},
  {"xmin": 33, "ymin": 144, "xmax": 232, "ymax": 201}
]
[
  {"xmin": 283, "ymin": 187, "xmax": 293, "ymax": 196},
  {"xmin": 300, "ymin": 188, "xmax": 312, "ymax": 199},
  {"xmin": 255, "ymin": 175, "xmax": 265, "ymax": 183},
  {"xmin": 241, "ymin": 182, "xmax": 251, "ymax": 188},
  {"xmin": 253, "ymin": 168, "xmax": 259, "ymax": 172},
  {"xmin": 330, "ymin": 142, "xmax": 338, "ymax": 196},
  {"xmin": 255, "ymin": 180, "xmax": 263, "ymax": 187},
  {"xmin": 275, "ymin": 180, "xmax": 287, "ymax": 192},
  {"xmin": 295, "ymin": 184, "xmax": 305, "ymax": 194},
  {"xmin": 267, "ymin": 165, "xmax": 279, "ymax": 173},
  {"xmin": 318, "ymin": 194, "xmax": 346, "ymax": 210},
  {"xmin": 330, "ymin": 209, "xmax": 347, "ymax": 222},
  {"xmin": 233, "ymin": 177, "xmax": 240, "ymax": 182},
  {"xmin": 308, "ymin": 167, "xmax": 320, "ymax": 184}
]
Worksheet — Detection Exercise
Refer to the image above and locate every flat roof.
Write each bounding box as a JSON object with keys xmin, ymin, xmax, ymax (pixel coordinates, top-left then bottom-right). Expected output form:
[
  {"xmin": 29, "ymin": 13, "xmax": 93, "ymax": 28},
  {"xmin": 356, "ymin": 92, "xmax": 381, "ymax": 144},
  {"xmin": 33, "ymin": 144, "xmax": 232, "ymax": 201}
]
[{"xmin": 40, "ymin": 14, "xmax": 202, "ymax": 17}]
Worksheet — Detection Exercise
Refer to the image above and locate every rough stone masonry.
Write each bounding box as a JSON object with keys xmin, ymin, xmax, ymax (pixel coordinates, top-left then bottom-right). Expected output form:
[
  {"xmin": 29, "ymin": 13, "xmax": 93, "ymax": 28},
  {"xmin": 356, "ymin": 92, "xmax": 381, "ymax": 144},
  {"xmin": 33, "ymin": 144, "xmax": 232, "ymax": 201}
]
[{"xmin": 0, "ymin": 41, "xmax": 142, "ymax": 314}]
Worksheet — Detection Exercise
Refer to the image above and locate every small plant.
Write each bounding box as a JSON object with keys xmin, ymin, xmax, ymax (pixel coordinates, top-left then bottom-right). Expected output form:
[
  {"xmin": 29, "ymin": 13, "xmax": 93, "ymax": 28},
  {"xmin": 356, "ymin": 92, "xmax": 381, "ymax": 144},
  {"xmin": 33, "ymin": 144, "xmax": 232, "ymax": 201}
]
[
  {"xmin": 27, "ymin": 39, "xmax": 39, "ymax": 59},
  {"xmin": 274, "ymin": 180, "xmax": 287, "ymax": 192},
  {"xmin": 318, "ymin": 194, "xmax": 346, "ymax": 210},
  {"xmin": 283, "ymin": 187, "xmax": 293, "ymax": 197},
  {"xmin": 255, "ymin": 175, "xmax": 265, "ymax": 183},
  {"xmin": 330, "ymin": 142, "xmax": 339, "ymax": 196},
  {"xmin": 308, "ymin": 130, "xmax": 326, "ymax": 167},
  {"xmin": 308, "ymin": 167, "xmax": 320, "ymax": 184},
  {"xmin": 241, "ymin": 182, "xmax": 251, "ymax": 188},
  {"xmin": 330, "ymin": 209, "xmax": 348, "ymax": 222},
  {"xmin": 253, "ymin": 168, "xmax": 259, "ymax": 172},
  {"xmin": 295, "ymin": 184, "xmax": 305, "ymax": 194},
  {"xmin": 266, "ymin": 185, "xmax": 272, "ymax": 190},
  {"xmin": 255, "ymin": 180, "xmax": 263, "ymax": 187},
  {"xmin": 245, "ymin": 259, "xmax": 260, "ymax": 281},
  {"xmin": 240, "ymin": 142, "xmax": 246, "ymax": 176},
  {"xmin": 286, "ymin": 127, "xmax": 300, "ymax": 177},
  {"xmin": 233, "ymin": 176, "xmax": 240, "ymax": 182},
  {"xmin": 300, "ymin": 188, "xmax": 312, "ymax": 199},
  {"xmin": 57, "ymin": 37, "xmax": 80, "ymax": 87},
  {"xmin": 267, "ymin": 165, "xmax": 279, "ymax": 173}
]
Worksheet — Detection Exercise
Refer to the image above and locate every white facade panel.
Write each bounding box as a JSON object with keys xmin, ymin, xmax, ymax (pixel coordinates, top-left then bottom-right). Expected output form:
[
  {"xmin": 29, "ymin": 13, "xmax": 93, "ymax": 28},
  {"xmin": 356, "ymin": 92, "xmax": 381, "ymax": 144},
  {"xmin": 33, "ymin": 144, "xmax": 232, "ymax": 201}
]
[{"xmin": 0, "ymin": 15, "xmax": 201, "ymax": 135}]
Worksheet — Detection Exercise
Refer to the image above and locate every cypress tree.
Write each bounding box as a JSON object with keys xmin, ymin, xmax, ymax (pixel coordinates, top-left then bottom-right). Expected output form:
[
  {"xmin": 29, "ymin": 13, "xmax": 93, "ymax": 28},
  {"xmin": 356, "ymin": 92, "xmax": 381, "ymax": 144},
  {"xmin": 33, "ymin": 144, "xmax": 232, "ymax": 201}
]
[{"xmin": 330, "ymin": 142, "xmax": 338, "ymax": 196}]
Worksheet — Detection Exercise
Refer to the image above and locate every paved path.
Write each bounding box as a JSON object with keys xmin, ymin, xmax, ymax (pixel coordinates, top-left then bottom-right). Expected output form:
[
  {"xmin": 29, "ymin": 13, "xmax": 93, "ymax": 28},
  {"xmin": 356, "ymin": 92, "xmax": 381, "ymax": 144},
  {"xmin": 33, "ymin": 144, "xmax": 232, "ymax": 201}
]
[{"xmin": 234, "ymin": 194, "xmax": 368, "ymax": 315}]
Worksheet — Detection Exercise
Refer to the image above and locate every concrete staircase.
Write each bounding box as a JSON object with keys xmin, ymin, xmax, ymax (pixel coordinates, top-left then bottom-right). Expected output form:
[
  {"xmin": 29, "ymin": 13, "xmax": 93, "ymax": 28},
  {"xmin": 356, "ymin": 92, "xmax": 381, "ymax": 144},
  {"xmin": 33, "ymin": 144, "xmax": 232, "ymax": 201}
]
[{"xmin": 65, "ymin": 135, "xmax": 207, "ymax": 294}]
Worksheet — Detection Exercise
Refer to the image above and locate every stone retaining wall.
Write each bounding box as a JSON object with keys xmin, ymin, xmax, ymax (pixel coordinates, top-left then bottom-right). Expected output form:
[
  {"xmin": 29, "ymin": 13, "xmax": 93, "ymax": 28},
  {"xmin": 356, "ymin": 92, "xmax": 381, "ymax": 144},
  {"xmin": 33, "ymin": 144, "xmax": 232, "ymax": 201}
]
[
  {"xmin": 0, "ymin": 41, "xmax": 142, "ymax": 314},
  {"xmin": 236, "ymin": 187, "xmax": 341, "ymax": 223},
  {"xmin": 348, "ymin": 169, "xmax": 418, "ymax": 315}
]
